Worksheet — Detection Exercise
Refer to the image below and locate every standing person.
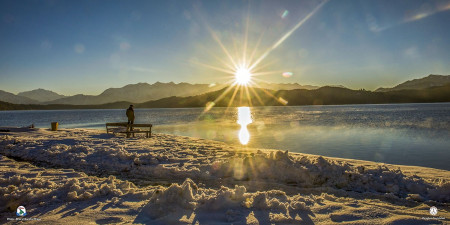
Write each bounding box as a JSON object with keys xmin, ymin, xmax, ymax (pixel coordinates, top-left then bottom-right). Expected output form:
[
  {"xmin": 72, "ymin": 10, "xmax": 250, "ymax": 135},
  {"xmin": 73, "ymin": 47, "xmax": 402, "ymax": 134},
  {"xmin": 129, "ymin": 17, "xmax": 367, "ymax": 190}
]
[{"xmin": 126, "ymin": 105, "xmax": 135, "ymax": 130}]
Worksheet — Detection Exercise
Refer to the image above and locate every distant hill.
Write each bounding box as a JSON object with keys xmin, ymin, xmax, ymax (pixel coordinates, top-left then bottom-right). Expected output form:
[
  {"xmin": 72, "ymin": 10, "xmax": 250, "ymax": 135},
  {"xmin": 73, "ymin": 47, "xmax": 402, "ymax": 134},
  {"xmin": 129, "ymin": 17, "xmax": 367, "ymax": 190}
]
[
  {"xmin": 0, "ymin": 82, "xmax": 320, "ymax": 105},
  {"xmin": 277, "ymin": 84, "xmax": 450, "ymax": 105},
  {"xmin": 1, "ymin": 75, "xmax": 447, "ymax": 106},
  {"xmin": 137, "ymin": 84, "xmax": 450, "ymax": 108},
  {"xmin": 18, "ymin": 88, "xmax": 65, "ymax": 102},
  {"xmin": 255, "ymin": 82, "xmax": 318, "ymax": 90},
  {"xmin": 44, "ymin": 82, "xmax": 224, "ymax": 105},
  {"xmin": 326, "ymin": 85, "xmax": 347, "ymax": 89},
  {"xmin": 376, "ymin": 74, "xmax": 450, "ymax": 92},
  {"xmin": 0, "ymin": 82, "xmax": 224, "ymax": 105},
  {"xmin": 0, "ymin": 100, "xmax": 132, "ymax": 111},
  {"xmin": 2, "ymin": 84, "xmax": 449, "ymax": 110},
  {"xmin": 45, "ymin": 82, "xmax": 323, "ymax": 105},
  {"xmin": 0, "ymin": 90, "xmax": 38, "ymax": 104}
]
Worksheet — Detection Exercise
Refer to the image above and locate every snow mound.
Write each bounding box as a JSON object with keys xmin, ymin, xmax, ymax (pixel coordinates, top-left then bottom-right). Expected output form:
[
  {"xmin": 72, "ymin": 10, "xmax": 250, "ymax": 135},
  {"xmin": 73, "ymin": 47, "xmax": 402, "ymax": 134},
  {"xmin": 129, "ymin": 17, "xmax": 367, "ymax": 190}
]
[
  {"xmin": 209, "ymin": 150, "xmax": 444, "ymax": 201},
  {"xmin": 141, "ymin": 178, "xmax": 312, "ymax": 223},
  {"xmin": 0, "ymin": 172, "xmax": 139, "ymax": 212},
  {"xmin": 0, "ymin": 131, "xmax": 448, "ymax": 204}
]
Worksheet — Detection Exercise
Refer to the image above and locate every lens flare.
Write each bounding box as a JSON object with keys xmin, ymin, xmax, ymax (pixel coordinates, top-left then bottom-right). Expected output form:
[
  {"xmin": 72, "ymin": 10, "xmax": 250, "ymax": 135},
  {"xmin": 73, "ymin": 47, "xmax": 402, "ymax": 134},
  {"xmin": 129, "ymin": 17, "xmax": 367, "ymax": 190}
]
[
  {"xmin": 282, "ymin": 72, "xmax": 293, "ymax": 78},
  {"xmin": 282, "ymin": 10, "xmax": 289, "ymax": 19},
  {"xmin": 374, "ymin": 2, "xmax": 450, "ymax": 32}
]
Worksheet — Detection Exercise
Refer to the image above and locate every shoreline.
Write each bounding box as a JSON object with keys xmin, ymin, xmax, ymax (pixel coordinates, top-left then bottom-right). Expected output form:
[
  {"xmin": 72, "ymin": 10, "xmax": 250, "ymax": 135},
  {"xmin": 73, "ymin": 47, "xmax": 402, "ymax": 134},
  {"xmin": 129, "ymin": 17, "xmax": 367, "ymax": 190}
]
[
  {"xmin": 1, "ymin": 127, "xmax": 449, "ymax": 177},
  {"xmin": 0, "ymin": 128, "xmax": 449, "ymax": 224},
  {"xmin": 2, "ymin": 125, "xmax": 448, "ymax": 171},
  {"xmin": 1, "ymin": 101, "xmax": 450, "ymax": 112}
]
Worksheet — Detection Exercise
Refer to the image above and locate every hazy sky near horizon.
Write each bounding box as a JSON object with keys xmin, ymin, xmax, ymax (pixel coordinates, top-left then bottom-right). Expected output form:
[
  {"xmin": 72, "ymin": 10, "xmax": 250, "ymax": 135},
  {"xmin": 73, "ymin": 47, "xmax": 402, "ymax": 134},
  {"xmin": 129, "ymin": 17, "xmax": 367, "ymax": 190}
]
[{"xmin": 1, "ymin": 0, "xmax": 450, "ymax": 95}]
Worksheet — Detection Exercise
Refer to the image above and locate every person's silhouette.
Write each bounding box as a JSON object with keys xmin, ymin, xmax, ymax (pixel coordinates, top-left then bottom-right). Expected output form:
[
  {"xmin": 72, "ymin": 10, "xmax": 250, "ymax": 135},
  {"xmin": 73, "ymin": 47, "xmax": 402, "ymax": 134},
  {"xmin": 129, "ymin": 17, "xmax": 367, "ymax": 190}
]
[{"xmin": 126, "ymin": 105, "xmax": 135, "ymax": 130}]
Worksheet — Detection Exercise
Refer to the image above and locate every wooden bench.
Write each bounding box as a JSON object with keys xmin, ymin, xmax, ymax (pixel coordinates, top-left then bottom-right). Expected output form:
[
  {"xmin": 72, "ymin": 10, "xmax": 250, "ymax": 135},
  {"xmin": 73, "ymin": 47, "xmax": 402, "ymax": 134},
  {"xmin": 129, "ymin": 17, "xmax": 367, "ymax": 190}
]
[
  {"xmin": 106, "ymin": 123, "xmax": 152, "ymax": 138},
  {"xmin": 106, "ymin": 122, "xmax": 128, "ymax": 134}
]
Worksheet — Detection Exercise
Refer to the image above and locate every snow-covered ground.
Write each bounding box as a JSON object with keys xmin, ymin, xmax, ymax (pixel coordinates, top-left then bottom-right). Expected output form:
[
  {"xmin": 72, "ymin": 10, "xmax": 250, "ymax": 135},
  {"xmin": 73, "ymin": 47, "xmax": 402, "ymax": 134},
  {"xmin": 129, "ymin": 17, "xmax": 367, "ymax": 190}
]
[{"xmin": 0, "ymin": 128, "xmax": 448, "ymax": 224}]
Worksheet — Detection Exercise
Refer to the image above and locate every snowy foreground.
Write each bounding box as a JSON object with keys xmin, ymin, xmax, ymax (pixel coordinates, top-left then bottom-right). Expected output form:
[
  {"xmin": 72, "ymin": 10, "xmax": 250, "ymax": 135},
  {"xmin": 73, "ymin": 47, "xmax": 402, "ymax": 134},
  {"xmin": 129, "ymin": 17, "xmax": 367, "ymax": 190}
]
[{"xmin": 0, "ymin": 128, "xmax": 449, "ymax": 224}]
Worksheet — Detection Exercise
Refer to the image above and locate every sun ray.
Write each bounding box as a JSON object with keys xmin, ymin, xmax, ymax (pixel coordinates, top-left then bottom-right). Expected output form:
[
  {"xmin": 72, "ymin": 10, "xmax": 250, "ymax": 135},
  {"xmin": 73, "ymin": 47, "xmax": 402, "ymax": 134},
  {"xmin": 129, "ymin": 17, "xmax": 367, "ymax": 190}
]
[
  {"xmin": 215, "ymin": 76, "xmax": 240, "ymax": 82},
  {"xmin": 243, "ymin": 12, "xmax": 250, "ymax": 67},
  {"xmin": 201, "ymin": 82, "xmax": 238, "ymax": 114},
  {"xmin": 194, "ymin": 6, "xmax": 240, "ymax": 69},
  {"xmin": 223, "ymin": 85, "xmax": 241, "ymax": 115},
  {"xmin": 196, "ymin": 44, "xmax": 237, "ymax": 72},
  {"xmin": 247, "ymin": 30, "xmax": 265, "ymax": 68},
  {"xmin": 231, "ymin": 35, "xmax": 242, "ymax": 64},
  {"xmin": 250, "ymin": 76, "xmax": 268, "ymax": 83},
  {"xmin": 244, "ymin": 85, "xmax": 253, "ymax": 107},
  {"xmin": 206, "ymin": 25, "xmax": 239, "ymax": 68},
  {"xmin": 194, "ymin": 1, "xmax": 328, "ymax": 113},
  {"xmin": 247, "ymin": 85, "xmax": 265, "ymax": 106},
  {"xmin": 190, "ymin": 60, "xmax": 236, "ymax": 75},
  {"xmin": 214, "ymin": 79, "xmax": 238, "ymax": 87},
  {"xmin": 251, "ymin": 82, "xmax": 288, "ymax": 105},
  {"xmin": 251, "ymin": 59, "xmax": 278, "ymax": 73},
  {"xmin": 252, "ymin": 70, "xmax": 285, "ymax": 76},
  {"xmin": 249, "ymin": 0, "xmax": 328, "ymax": 71},
  {"xmin": 207, "ymin": 49, "xmax": 239, "ymax": 72},
  {"xmin": 227, "ymin": 85, "xmax": 240, "ymax": 108},
  {"xmin": 375, "ymin": 2, "xmax": 450, "ymax": 32},
  {"xmin": 239, "ymin": 85, "xmax": 244, "ymax": 106}
]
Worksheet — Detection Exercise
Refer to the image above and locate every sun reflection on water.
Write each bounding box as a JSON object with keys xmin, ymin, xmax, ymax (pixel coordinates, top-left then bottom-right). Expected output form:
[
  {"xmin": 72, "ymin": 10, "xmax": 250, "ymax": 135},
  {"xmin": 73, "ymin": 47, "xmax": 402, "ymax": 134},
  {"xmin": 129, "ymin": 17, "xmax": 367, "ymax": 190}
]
[{"xmin": 237, "ymin": 107, "xmax": 252, "ymax": 145}]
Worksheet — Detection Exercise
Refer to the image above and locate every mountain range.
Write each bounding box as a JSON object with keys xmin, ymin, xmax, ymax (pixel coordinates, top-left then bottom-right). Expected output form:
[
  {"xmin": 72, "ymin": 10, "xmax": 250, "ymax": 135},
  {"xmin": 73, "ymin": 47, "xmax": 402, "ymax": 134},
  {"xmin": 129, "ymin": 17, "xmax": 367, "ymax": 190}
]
[
  {"xmin": 0, "ymin": 90, "xmax": 38, "ymax": 104},
  {"xmin": 375, "ymin": 74, "xmax": 450, "ymax": 92},
  {"xmin": 46, "ymin": 82, "xmax": 231, "ymax": 105},
  {"xmin": 1, "ymin": 83, "xmax": 449, "ymax": 111},
  {"xmin": 254, "ymin": 82, "xmax": 318, "ymax": 91},
  {"xmin": 0, "ymin": 82, "xmax": 319, "ymax": 105},
  {"xmin": 18, "ymin": 88, "xmax": 66, "ymax": 102},
  {"xmin": 0, "ymin": 74, "xmax": 449, "ymax": 106},
  {"xmin": 134, "ymin": 83, "xmax": 450, "ymax": 108}
]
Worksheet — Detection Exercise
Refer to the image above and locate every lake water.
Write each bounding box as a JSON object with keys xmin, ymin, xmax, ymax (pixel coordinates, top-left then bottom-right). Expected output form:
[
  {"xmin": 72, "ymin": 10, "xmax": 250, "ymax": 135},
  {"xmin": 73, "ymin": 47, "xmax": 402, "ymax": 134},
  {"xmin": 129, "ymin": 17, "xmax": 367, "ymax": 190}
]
[{"xmin": 1, "ymin": 103, "xmax": 449, "ymax": 170}]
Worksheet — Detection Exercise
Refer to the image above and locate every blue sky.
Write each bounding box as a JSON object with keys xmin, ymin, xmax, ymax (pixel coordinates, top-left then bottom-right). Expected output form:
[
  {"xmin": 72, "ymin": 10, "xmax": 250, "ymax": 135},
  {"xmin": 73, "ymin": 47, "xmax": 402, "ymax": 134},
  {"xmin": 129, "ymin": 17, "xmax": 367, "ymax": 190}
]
[{"xmin": 1, "ymin": 0, "xmax": 449, "ymax": 95}]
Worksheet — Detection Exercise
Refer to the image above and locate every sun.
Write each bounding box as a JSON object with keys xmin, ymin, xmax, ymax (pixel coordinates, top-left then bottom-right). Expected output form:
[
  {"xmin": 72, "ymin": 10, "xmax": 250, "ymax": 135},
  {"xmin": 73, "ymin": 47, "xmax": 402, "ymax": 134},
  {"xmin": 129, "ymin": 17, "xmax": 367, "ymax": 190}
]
[
  {"xmin": 193, "ymin": 0, "xmax": 329, "ymax": 111},
  {"xmin": 235, "ymin": 67, "xmax": 252, "ymax": 85}
]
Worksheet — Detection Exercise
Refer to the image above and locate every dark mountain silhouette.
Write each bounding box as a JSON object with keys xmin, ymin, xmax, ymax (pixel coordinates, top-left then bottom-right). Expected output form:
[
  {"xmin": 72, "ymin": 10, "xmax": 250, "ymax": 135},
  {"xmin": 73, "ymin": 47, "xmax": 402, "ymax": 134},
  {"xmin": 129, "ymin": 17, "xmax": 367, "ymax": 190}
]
[
  {"xmin": 1, "ymin": 74, "xmax": 448, "ymax": 107},
  {"xmin": 44, "ymin": 82, "xmax": 322, "ymax": 105},
  {"xmin": 136, "ymin": 84, "xmax": 450, "ymax": 108},
  {"xmin": 0, "ymin": 82, "xmax": 318, "ymax": 105},
  {"xmin": 0, "ymin": 100, "xmax": 132, "ymax": 110},
  {"xmin": 43, "ymin": 82, "xmax": 224, "ymax": 105},
  {"xmin": 0, "ymin": 90, "xmax": 38, "ymax": 104},
  {"xmin": 18, "ymin": 88, "xmax": 65, "ymax": 102},
  {"xmin": 253, "ymin": 82, "xmax": 319, "ymax": 90},
  {"xmin": 376, "ymin": 74, "xmax": 450, "ymax": 92},
  {"xmin": 2, "ymin": 84, "xmax": 449, "ymax": 110}
]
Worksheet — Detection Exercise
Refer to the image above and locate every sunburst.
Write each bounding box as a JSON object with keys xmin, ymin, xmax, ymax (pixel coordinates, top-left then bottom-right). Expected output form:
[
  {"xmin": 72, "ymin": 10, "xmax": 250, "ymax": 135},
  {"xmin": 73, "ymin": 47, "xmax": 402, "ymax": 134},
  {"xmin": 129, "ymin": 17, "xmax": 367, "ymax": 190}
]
[{"xmin": 193, "ymin": 1, "xmax": 328, "ymax": 112}]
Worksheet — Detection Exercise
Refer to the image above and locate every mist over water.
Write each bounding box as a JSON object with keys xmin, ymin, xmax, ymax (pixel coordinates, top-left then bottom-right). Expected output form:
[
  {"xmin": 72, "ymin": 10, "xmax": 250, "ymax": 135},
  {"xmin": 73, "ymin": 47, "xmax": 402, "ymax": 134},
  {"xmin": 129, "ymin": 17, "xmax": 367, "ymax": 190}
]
[{"xmin": 1, "ymin": 103, "xmax": 449, "ymax": 170}]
